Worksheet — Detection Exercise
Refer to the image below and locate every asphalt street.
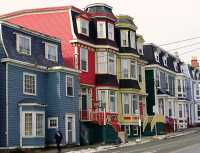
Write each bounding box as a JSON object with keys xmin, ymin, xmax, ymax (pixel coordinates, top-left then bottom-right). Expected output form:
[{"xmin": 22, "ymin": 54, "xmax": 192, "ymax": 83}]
[{"xmin": 98, "ymin": 128, "xmax": 200, "ymax": 153}]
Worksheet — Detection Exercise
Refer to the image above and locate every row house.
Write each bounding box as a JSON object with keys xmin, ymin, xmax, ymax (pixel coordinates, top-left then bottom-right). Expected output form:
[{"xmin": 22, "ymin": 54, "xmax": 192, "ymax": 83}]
[
  {"xmin": 0, "ymin": 22, "xmax": 80, "ymax": 148},
  {"xmin": 115, "ymin": 15, "xmax": 147, "ymax": 137},
  {"xmin": 143, "ymin": 44, "xmax": 178, "ymax": 133}
]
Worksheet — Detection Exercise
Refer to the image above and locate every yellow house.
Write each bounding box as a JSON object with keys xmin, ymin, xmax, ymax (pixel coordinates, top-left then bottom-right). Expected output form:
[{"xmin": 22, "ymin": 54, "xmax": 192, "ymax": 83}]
[{"xmin": 115, "ymin": 15, "xmax": 147, "ymax": 137}]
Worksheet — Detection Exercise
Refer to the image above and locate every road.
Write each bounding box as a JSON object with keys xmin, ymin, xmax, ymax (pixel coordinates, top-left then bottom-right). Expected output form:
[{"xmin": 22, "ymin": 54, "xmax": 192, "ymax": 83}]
[{"xmin": 98, "ymin": 129, "xmax": 200, "ymax": 153}]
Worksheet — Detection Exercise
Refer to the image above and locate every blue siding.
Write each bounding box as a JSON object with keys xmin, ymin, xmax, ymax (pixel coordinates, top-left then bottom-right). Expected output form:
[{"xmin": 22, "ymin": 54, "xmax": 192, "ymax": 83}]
[
  {"xmin": 7, "ymin": 64, "xmax": 47, "ymax": 147},
  {"xmin": 0, "ymin": 35, "xmax": 7, "ymax": 147},
  {"xmin": 46, "ymin": 72, "xmax": 80, "ymax": 145},
  {"xmin": 22, "ymin": 138, "xmax": 45, "ymax": 147}
]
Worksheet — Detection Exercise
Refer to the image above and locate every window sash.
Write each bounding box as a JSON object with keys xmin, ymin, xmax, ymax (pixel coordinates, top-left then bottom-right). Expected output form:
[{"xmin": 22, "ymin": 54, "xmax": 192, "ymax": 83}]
[
  {"xmin": 23, "ymin": 73, "xmax": 36, "ymax": 95},
  {"xmin": 48, "ymin": 117, "xmax": 58, "ymax": 129},
  {"xmin": 108, "ymin": 52, "xmax": 115, "ymax": 75},
  {"xmin": 158, "ymin": 99, "xmax": 164, "ymax": 115},
  {"xmin": 121, "ymin": 59, "xmax": 129, "ymax": 78},
  {"xmin": 156, "ymin": 70, "xmax": 160, "ymax": 88},
  {"xmin": 130, "ymin": 61, "xmax": 137, "ymax": 79},
  {"xmin": 17, "ymin": 35, "xmax": 31, "ymax": 55},
  {"xmin": 130, "ymin": 31, "xmax": 136, "ymax": 49},
  {"xmin": 97, "ymin": 52, "xmax": 107, "ymax": 73},
  {"xmin": 24, "ymin": 113, "xmax": 32, "ymax": 136},
  {"xmin": 131, "ymin": 95, "xmax": 138, "ymax": 114},
  {"xmin": 138, "ymin": 65, "xmax": 142, "ymax": 82},
  {"xmin": 66, "ymin": 75, "xmax": 74, "ymax": 96},
  {"xmin": 80, "ymin": 19, "xmax": 89, "ymax": 35},
  {"xmin": 36, "ymin": 114, "xmax": 44, "ymax": 136},
  {"xmin": 97, "ymin": 21, "xmax": 106, "ymax": 38},
  {"xmin": 98, "ymin": 90, "xmax": 106, "ymax": 112},
  {"xmin": 109, "ymin": 91, "xmax": 116, "ymax": 112},
  {"xmin": 45, "ymin": 43, "xmax": 58, "ymax": 62},
  {"xmin": 108, "ymin": 23, "xmax": 114, "ymax": 40},
  {"xmin": 80, "ymin": 48, "xmax": 88, "ymax": 71},
  {"xmin": 124, "ymin": 94, "xmax": 129, "ymax": 114},
  {"xmin": 120, "ymin": 30, "xmax": 129, "ymax": 47}
]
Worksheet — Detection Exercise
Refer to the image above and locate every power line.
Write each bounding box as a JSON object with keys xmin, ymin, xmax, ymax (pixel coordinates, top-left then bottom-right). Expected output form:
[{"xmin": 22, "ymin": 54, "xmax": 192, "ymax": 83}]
[
  {"xmin": 160, "ymin": 36, "xmax": 200, "ymax": 46},
  {"xmin": 177, "ymin": 47, "xmax": 200, "ymax": 56},
  {"xmin": 167, "ymin": 42, "xmax": 200, "ymax": 52}
]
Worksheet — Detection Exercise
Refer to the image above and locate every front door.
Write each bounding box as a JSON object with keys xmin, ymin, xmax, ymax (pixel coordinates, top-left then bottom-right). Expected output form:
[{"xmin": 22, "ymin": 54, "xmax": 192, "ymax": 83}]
[{"xmin": 65, "ymin": 114, "xmax": 76, "ymax": 144}]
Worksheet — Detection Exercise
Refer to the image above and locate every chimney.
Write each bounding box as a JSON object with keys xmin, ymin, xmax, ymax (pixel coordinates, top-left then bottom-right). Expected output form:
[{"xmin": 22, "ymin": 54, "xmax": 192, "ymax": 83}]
[{"xmin": 191, "ymin": 56, "xmax": 199, "ymax": 68}]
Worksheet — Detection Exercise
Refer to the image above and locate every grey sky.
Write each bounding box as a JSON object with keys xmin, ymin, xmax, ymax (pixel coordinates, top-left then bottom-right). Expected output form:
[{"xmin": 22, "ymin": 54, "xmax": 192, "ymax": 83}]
[{"xmin": 1, "ymin": 0, "xmax": 200, "ymax": 63}]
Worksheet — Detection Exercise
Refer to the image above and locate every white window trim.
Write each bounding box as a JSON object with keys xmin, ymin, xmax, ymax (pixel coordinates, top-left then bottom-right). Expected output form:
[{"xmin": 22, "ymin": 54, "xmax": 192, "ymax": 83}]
[
  {"xmin": 66, "ymin": 75, "xmax": 74, "ymax": 97},
  {"xmin": 80, "ymin": 48, "xmax": 88, "ymax": 72},
  {"xmin": 97, "ymin": 21, "xmax": 106, "ymax": 39},
  {"xmin": 23, "ymin": 72, "xmax": 37, "ymax": 96},
  {"xmin": 130, "ymin": 61, "xmax": 137, "ymax": 80},
  {"xmin": 130, "ymin": 31, "xmax": 136, "ymax": 49},
  {"xmin": 154, "ymin": 51, "xmax": 160, "ymax": 63},
  {"xmin": 48, "ymin": 117, "xmax": 58, "ymax": 129},
  {"xmin": 109, "ymin": 91, "xmax": 117, "ymax": 113},
  {"xmin": 45, "ymin": 42, "xmax": 58, "ymax": 62},
  {"xmin": 77, "ymin": 18, "xmax": 89, "ymax": 36},
  {"xmin": 16, "ymin": 34, "xmax": 31, "ymax": 56},
  {"xmin": 22, "ymin": 111, "xmax": 45, "ymax": 138},
  {"xmin": 108, "ymin": 52, "xmax": 116, "ymax": 75},
  {"xmin": 120, "ymin": 30, "xmax": 129, "ymax": 47},
  {"xmin": 108, "ymin": 22, "xmax": 114, "ymax": 41}
]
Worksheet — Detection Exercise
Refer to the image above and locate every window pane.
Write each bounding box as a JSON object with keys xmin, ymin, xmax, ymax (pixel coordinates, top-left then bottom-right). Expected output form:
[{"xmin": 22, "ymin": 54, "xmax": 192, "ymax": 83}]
[
  {"xmin": 120, "ymin": 30, "xmax": 128, "ymax": 47},
  {"xmin": 97, "ymin": 52, "xmax": 107, "ymax": 73},
  {"xmin": 36, "ymin": 114, "xmax": 44, "ymax": 136},
  {"xmin": 24, "ymin": 74, "xmax": 36, "ymax": 95},
  {"xmin": 98, "ymin": 90, "xmax": 106, "ymax": 112},
  {"xmin": 25, "ymin": 113, "xmax": 32, "ymax": 136},
  {"xmin": 122, "ymin": 59, "xmax": 129, "ymax": 78},
  {"xmin": 108, "ymin": 23, "xmax": 114, "ymax": 40},
  {"xmin": 97, "ymin": 21, "xmax": 106, "ymax": 38},
  {"xmin": 46, "ymin": 44, "xmax": 57, "ymax": 62},
  {"xmin": 130, "ymin": 61, "xmax": 137, "ymax": 79},
  {"xmin": 109, "ymin": 91, "xmax": 115, "ymax": 112},
  {"xmin": 138, "ymin": 65, "xmax": 142, "ymax": 82},
  {"xmin": 132, "ymin": 95, "xmax": 138, "ymax": 114},
  {"xmin": 124, "ymin": 94, "xmax": 129, "ymax": 114},
  {"xmin": 80, "ymin": 19, "xmax": 89, "ymax": 35},
  {"xmin": 18, "ymin": 35, "xmax": 31, "ymax": 55},
  {"xmin": 108, "ymin": 52, "xmax": 115, "ymax": 74},
  {"xmin": 66, "ymin": 76, "xmax": 74, "ymax": 96},
  {"xmin": 130, "ymin": 31, "xmax": 136, "ymax": 48},
  {"xmin": 81, "ymin": 48, "xmax": 88, "ymax": 71}
]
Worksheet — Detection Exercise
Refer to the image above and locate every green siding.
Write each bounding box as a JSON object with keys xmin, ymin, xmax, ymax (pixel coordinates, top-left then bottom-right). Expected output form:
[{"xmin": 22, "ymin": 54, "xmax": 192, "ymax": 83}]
[{"xmin": 145, "ymin": 70, "xmax": 155, "ymax": 115}]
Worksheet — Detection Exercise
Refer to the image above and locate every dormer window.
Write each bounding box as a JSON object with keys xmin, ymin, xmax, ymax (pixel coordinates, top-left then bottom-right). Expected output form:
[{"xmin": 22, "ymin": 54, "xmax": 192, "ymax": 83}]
[
  {"xmin": 108, "ymin": 23, "xmax": 114, "ymax": 40},
  {"xmin": 154, "ymin": 51, "xmax": 160, "ymax": 63},
  {"xmin": 137, "ymin": 42, "xmax": 143, "ymax": 55},
  {"xmin": 45, "ymin": 43, "xmax": 58, "ymax": 62},
  {"xmin": 162, "ymin": 55, "xmax": 168, "ymax": 66},
  {"xmin": 97, "ymin": 21, "xmax": 106, "ymax": 38},
  {"xmin": 130, "ymin": 31, "xmax": 136, "ymax": 49},
  {"xmin": 77, "ymin": 18, "xmax": 89, "ymax": 36},
  {"xmin": 120, "ymin": 30, "xmax": 129, "ymax": 47},
  {"xmin": 16, "ymin": 34, "xmax": 31, "ymax": 55},
  {"xmin": 174, "ymin": 61, "xmax": 178, "ymax": 72}
]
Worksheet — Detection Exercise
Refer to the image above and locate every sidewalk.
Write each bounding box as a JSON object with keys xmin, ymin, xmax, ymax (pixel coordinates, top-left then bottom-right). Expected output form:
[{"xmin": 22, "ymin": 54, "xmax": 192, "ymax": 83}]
[{"xmin": 40, "ymin": 127, "xmax": 199, "ymax": 153}]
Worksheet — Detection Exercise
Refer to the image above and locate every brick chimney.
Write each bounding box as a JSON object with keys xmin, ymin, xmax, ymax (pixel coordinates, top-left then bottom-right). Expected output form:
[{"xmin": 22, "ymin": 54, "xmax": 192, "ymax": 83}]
[{"xmin": 191, "ymin": 56, "xmax": 199, "ymax": 68}]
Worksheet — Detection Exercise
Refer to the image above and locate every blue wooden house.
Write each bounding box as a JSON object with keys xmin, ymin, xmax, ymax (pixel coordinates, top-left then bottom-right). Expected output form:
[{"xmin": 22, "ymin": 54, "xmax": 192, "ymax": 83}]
[{"xmin": 0, "ymin": 21, "xmax": 80, "ymax": 149}]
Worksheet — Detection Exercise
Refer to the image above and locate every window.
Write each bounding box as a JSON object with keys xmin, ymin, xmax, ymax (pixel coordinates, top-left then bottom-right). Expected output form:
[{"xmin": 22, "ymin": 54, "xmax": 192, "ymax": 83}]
[
  {"xmin": 97, "ymin": 21, "xmax": 106, "ymax": 38},
  {"xmin": 163, "ymin": 56, "xmax": 168, "ymax": 66},
  {"xmin": 108, "ymin": 23, "xmax": 114, "ymax": 40},
  {"xmin": 154, "ymin": 52, "xmax": 159, "ymax": 62},
  {"xmin": 156, "ymin": 70, "xmax": 160, "ymax": 88},
  {"xmin": 177, "ymin": 79, "xmax": 181, "ymax": 92},
  {"xmin": 197, "ymin": 105, "xmax": 200, "ymax": 119},
  {"xmin": 179, "ymin": 104, "xmax": 183, "ymax": 118},
  {"xmin": 79, "ymin": 18, "xmax": 89, "ymax": 36},
  {"xmin": 168, "ymin": 101, "xmax": 172, "ymax": 117},
  {"xmin": 80, "ymin": 48, "xmax": 88, "ymax": 71},
  {"xmin": 196, "ymin": 82, "xmax": 200, "ymax": 97},
  {"xmin": 124, "ymin": 93, "xmax": 130, "ymax": 114},
  {"xmin": 137, "ymin": 41, "xmax": 143, "ymax": 55},
  {"xmin": 138, "ymin": 65, "xmax": 142, "ymax": 82},
  {"xmin": 158, "ymin": 98, "xmax": 164, "ymax": 115},
  {"xmin": 97, "ymin": 51, "xmax": 107, "ymax": 73},
  {"xmin": 98, "ymin": 90, "xmax": 106, "ymax": 112},
  {"xmin": 131, "ymin": 95, "xmax": 138, "ymax": 114},
  {"xmin": 16, "ymin": 34, "xmax": 31, "ymax": 55},
  {"xmin": 130, "ymin": 61, "xmax": 137, "ymax": 79},
  {"xmin": 165, "ymin": 73, "xmax": 169, "ymax": 91},
  {"xmin": 133, "ymin": 126, "xmax": 139, "ymax": 136},
  {"xmin": 109, "ymin": 91, "xmax": 116, "ymax": 112},
  {"xmin": 120, "ymin": 30, "xmax": 129, "ymax": 47},
  {"xmin": 45, "ymin": 43, "xmax": 58, "ymax": 62},
  {"xmin": 130, "ymin": 31, "xmax": 136, "ymax": 49},
  {"xmin": 174, "ymin": 61, "xmax": 178, "ymax": 72},
  {"xmin": 182, "ymin": 80, "xmax": 185, "ymax": 93},
  {"xmin": 124, "ymin": 125, "xmax": 130, "ymax": 136},
  {"xmin": 66, "ymin": 75, "xmax": 74, "ymax": 96},
  {"xmin": 121, "ymin": 59, "xmax": 129, "ymax": 78},
  {"xmin": 23, "ymin": 72, "xmax": 36, "ymax": 95},
  {"xmin": 22, "ymin": 112, "xmax": 45, "ymax": 137},
  {"xmin": 48, "ymin": 117, "xmax": 58, "ymax": 129},
  {"xmin": 108, "ymin": 52, "xmax": 115, "ymax": 75}
]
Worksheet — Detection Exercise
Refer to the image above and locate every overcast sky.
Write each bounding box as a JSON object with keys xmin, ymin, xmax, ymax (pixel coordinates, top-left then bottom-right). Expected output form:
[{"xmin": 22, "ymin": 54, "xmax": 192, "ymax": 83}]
[{"xmin": 1, "ymin": 0, "xmax": 200, "ymax": 63}]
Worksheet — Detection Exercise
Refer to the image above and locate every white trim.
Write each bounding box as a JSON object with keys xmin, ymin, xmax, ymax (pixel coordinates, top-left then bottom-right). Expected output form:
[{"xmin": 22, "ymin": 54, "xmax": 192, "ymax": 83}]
[
  {"xmin": 108, "ymin": 22, "xmax": 114, "ymax": 41},
  {"xmin": 66, "ymin": 75, "xmax": 74, "ymax": 97},
  {"xmin": 48, "ymin": 66, "xmax": 80, "ymax": 73},
  {"xmin": 69, "ymin": 39, "xmax": 119, "ymax": 51},
  {"xmin": 145, "ymin": 64, "xmax": 177, "ymax": 75},
  {"xmin": 97, "ymin": 21, "xmax": 106, "ymax": 39},
  {"xmin": 48, "ymin": 117, "xmax": 58, "ymax": 129},
  {"xmin": 120, "ymin": 30, "xmax": 129, "ymax": 47},
  {"xmin": 45, "ymin": 42, "xmax": 58, "ymax": 62},
  {"xmin": 18, "ymin": 103, "xmax": 46, "ymax": 107},
  {"xmin": 19, "ymin": 106, "xmax": 22, "ymax": 147},
  {"xmin": 69, "ymin": 9, "xmax": 77, "ymax": 39},
  {"xmin": 6, "ymin": 63, "xmax": 8, "ymax": 147},
  {"xmin": 77, "ymin": 18, "xmax": 89, "ymax": 36},
  {"xmin": 0, "ymin": 23, "xmax": 8, "ymax": 57},
  {"xmin": 130, "ymin": 31, "xmax": 136, "ymax": 49},
  {"xmin": 16, "ymin": 34, "xmax": 32, "ymax": 56},
  {"xmin": 23, "ymin": 72, "xmax": 37, "ymax": 96}
]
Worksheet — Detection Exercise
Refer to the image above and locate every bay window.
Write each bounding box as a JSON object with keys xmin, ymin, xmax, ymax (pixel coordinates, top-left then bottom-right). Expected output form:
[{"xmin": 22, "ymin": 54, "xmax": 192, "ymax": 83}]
[
  {"xmin": 130, "ymin": 61, "xmax": 137, "ymax": 79},
  {"xmin": 22, "ymin": 112, "xmax": 45, "ymax": 137},
  {"xmin": 124, "ymin": 93, "xmax": 130, "ymax": 114},
  {"xmin": 80, "ymin": 48, "xmax": 88, "ymax": 71},
  {"xmin": 109, "ymin": 91, "xmax": 116, "ymax": 112},
  {"xmin": 108, "ymin": 52, "xmax": 115, "ymax": 75},
  {"xmin": 120, "ymin": 30, "xmax": 129, "ymax": 47},
  {"xmin": 108, "ymin": 23, "xmax": 114, "ymax": 40},
  {"xmin": 123, "ymin": 93, "xmax": 139, "ymax": 115},
  {"xmin": 97, "ymin": 21, "xmax": 106, "ymax": 38},
  {"xmin": 130, "ymin": 31, "xmax": 136, "ymax": 49}
]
